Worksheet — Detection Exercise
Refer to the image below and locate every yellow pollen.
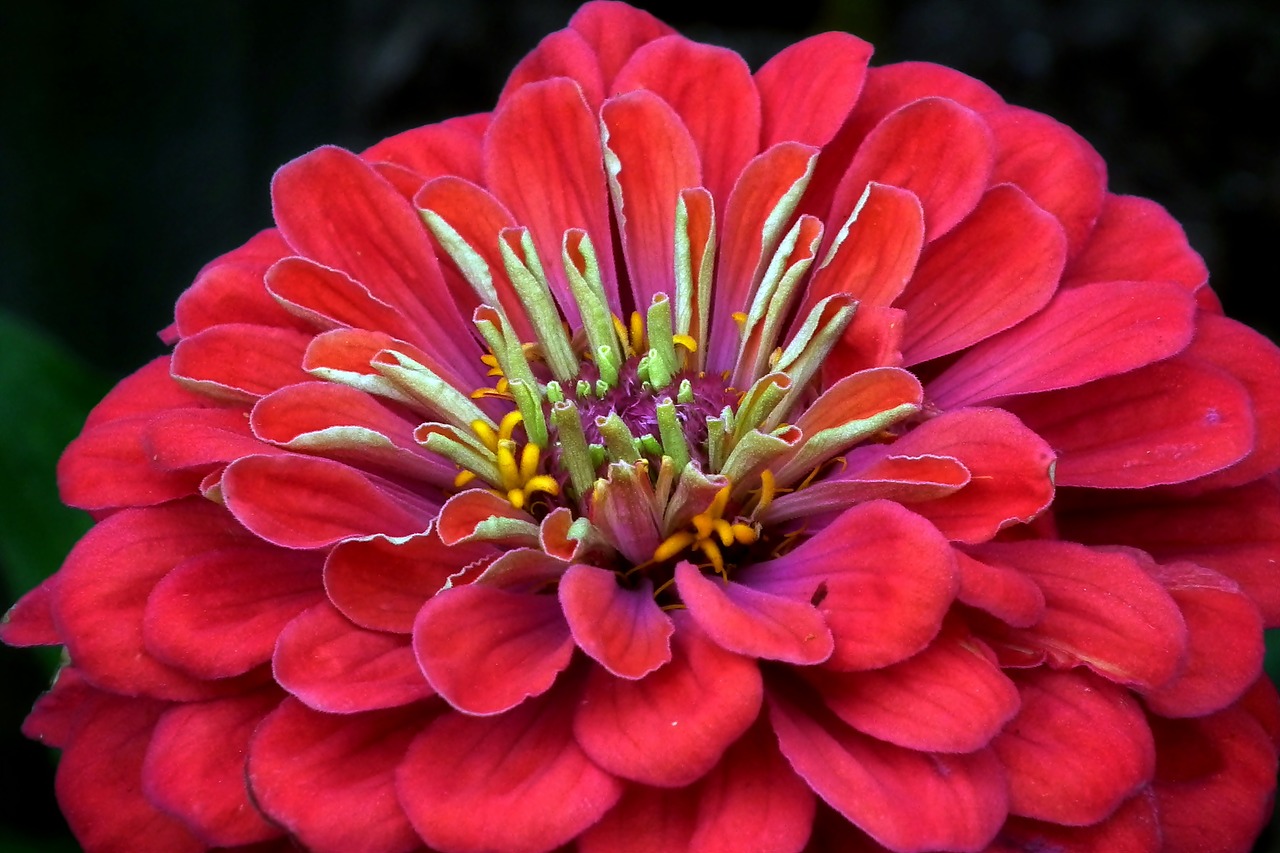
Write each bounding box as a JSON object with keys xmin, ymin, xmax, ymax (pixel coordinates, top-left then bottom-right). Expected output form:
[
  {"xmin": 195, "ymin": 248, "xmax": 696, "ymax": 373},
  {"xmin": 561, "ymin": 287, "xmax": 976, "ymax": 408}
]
[
  {"xmin": 459, "ymin": 411, "xmax": 558, "ymax": 509},
  {"xmin": 731, "ymin": 311, "xmax": 748, "ymax": 328},
  {"xmin": 652, "ymin": 484, "xmax": 758, "ymax": 580},
  {"xmin": 672, "ymin": 334, "xmax": 698, "ymax": 353}
]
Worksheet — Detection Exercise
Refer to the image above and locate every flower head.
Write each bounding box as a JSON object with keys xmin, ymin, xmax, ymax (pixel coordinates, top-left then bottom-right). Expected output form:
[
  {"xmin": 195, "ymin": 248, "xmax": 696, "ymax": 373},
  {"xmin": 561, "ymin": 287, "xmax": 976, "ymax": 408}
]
[{"xmin": 5, "ymin": 3, "xmax": 1280, "ymax": 851}]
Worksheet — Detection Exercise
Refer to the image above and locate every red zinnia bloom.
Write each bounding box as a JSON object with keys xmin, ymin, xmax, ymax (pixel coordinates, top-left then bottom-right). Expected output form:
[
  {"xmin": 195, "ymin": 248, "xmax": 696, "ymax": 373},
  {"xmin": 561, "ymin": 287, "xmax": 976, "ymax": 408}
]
[{"xmin": 5, "ymin": 3, "xmax": 1279, "ymax": 851}]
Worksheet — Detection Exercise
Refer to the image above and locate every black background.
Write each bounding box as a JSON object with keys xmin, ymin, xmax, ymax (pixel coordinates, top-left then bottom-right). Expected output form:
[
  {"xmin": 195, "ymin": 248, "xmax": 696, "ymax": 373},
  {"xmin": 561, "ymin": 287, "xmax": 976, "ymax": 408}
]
[{"xmin": 2, "ymin": 0, "xmax": 1278, "ymax": 849}]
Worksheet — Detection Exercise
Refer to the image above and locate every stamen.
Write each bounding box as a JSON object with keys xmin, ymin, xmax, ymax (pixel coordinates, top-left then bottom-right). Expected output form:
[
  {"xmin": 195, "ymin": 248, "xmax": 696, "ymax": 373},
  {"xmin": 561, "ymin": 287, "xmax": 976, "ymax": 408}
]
[{"xmin": 649, "ymin": 484, "xmax": 753, "ymax": 580}]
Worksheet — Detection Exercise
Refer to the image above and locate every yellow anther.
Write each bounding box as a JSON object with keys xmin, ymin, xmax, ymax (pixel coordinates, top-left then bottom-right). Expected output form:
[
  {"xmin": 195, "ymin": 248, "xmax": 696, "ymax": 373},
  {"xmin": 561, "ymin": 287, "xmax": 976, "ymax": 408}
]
[
  {"xmin": 612, "ymin": 314, "xmax": 630, "ymax": 354},
  {"xmin": 454, "ymin": 470, "xmax": 477, "ymax": 489},
  {"xmin": 522, "ymin": 475, "xmax": 560, "ymax": 500},
  {"xmin": 508, "ymin": 488, "xmax": 527, "ymax": 510},
  {"xmin": 732, "ymin": 311, "xmax": 748, "ymax": 328},
  {"xmin": 672, "ymin": 334, "xmax": 698, "ymax": 353},
  {"xmin": 519, "ymin": 442, "xmax": 541, "ymax": 481},
  {"xmin": 653, "ymin": 530, "xmax": 697, "ymax": 563},
  {"xmin": 699, "ymin": 538, "xmax": 726, "ymax": 578},
  {"xmin": 472, "ymin": 419, "xmax": 498, "ymax": 452},
  {"xmin": 731, "ymin": 523, "xmax": 758, "ymax": 545},
  {"xmin": 629, "ymin": 312, "xmax": 645, "ymax": 353},
  {"xmin": 498, "ymin": 410, "xmax": 524, "ymax": 442},
  {"xmin": 650, "ymin": 483, "xmax": 756, "ymax": 582},
  {"xmin": 496, "ymin": 440, "xmax": 521, "ymax": 490},
  {"xmin": 757, "ymin": 470, "xmax": 777, "ymax": 513}
]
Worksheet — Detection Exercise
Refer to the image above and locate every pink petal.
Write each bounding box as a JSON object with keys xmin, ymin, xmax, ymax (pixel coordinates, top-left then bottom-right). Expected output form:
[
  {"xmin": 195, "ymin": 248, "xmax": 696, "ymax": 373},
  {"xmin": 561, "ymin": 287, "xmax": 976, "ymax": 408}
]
[
  {"xmin": 222, "ymin": 454, "xmax": 433, "ymax": 549},
  {"xmin": 676, "ymin": 561, "xmax": 834, "ymax": 665},
  {"xmin": 143, "ymin": 689, "xmax": 285, "ymax": 847},
  {"xmin": 498, "ymin": 28, "xmax": 604, "ymax": 110},
  {"xmin": 1176, "ymin": 314, "xmax": 1280, "ymax": 490},
  {"xmin": 928, "ymin": 280, "xmax": 1197, "ymax": 409},
  {"xmin": 248, "ymin": 698, "xmax": 424, "ymax": 853},
  {"xmin": 1007, "ymin": 355, "xmax": 1254, "ymax": 488},
  {"xmin": 769, "ymin": 691, "xmax": 1007, "ymax": 852},
  {"xmin": 397, "ymin": 687, "xmax": 624, "ymax": 853},
  {"xmin": 144, "ymin": 544, "xmax": 323, "ymax": 679},
  {"xmin": 1151, "ymin": 702, "xmax": 1278, "ymax": 851},
  {"xmin": 574, "ymin": 612, "xmax": 763, "ymax": 787},
  {"xmin": 568, "ymin": 0, "xmax": 676, "ymax": 87},
  {"xmin": 271, "ymin": 146, "xmax": 478, "ymax": 374},
  {"xmin": 1063, "ymin": 193, "xmax": 1208, "ymax": 293},
  {"xmin": 884, "ymin": 407, "xmax": 1055, "ymax": 544},
  {"xmin": 274, "ymin": 601, "xmax": 433, "ymax": 713},
  {"xmin": 1141, "ymin": 560, "xmax": 1264, "ymax": 717},
  {"xmin": 56, "ymin": 693, "xmax": 204, "ymax": 853},
  {"xmin": 994, "ymin": 669, "xmax": 1154, "ymax": 825},
  {"xmin": 171, "ymin": 322, "xmax": 314, "ymax": 402},
  {"xmin": 954, "ymin": 550, "xmax": 1045, "ymax": 629},
  {"xmin": 360, "ymin": 113, "xmax": 487, "ymax": 185},
  {"xmin": 986, "ymin": 105, "xmax": 1107, "ymax": 258},
  {"xmin": 413, "ymin": 584, "xmax": 573, "ymax": 715},
  {"xmin": 602, "ymin": 90, "xmax": 701, "ymax": 309},
  {"xmin": 264, "ymin": 255, "xmax": 427, "ymax": 345},
  {"xmin": 579, "ymin": 719, "xmax": 816, "ymax": 853},
  {"xmin": 739, "ymin": 500, "xmax": 957, "ymax": 671},
  {"xmin": 52, "ymin": 500, "xmax": 254, "ymax": 700},
  {"xmin": 755, "ymin": 31, "xmax": 872, "ymax": 149},
  {"xmin": 810, "ymin": 620, "xmax": 1019, "ymax": 753},
  {"xmin": 613, "ymin": 34, "xmax": 760, "ymax": 211},
  {"xmin": 172, "ymin": 228, "xmax": 297, "ymax": 337},
  {"xmin": 325, "ymin": 530, "xmax": 496, "ymax": 633},
  {"xmin": 559, "ymin": 563, "xmax": 673, "ymax": 678},
  {"xmin": 993, "ymin": 790, "xmax": 1161, "ymax": 853},
  {"xmin": 802, "ymin": 183, "xmax": 924, "ymax": 316},
  {"xmin": 899, "ymin": 184, "xmax": 1066, "ymax": 365},
  {"xmin": 484, "ymin": 78, "xmax": 618, "ymax": 317},
  {"xmin": 831, "ymin": 97, "xmax": 994, "ymax": 244},
  {"xmin": 1057, "ymin": 479, "xmax": 1280, "ymax": 627},
  {"xmin": 968, "ymin": 540, "xmax": 1187, "ymax": 691},
  {"xmin": 708, "ymin": 142, "xmax": 821, "ymax": 370}
]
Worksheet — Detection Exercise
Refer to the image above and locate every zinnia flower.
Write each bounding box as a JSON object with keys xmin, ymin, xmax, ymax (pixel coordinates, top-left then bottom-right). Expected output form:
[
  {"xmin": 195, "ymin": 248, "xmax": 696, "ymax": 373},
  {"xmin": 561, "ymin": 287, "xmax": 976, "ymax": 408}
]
[{"xmin": 5, "ymin": 3, "xmax": 1280, "ymax": 851}]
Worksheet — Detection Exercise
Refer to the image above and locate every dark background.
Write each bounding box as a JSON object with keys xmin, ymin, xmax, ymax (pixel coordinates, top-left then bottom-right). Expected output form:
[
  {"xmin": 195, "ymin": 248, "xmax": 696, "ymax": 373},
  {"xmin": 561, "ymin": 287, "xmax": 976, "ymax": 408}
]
[{"xmin": 2, "ymin": 0, "xmax": 1278, "ymax": 850}]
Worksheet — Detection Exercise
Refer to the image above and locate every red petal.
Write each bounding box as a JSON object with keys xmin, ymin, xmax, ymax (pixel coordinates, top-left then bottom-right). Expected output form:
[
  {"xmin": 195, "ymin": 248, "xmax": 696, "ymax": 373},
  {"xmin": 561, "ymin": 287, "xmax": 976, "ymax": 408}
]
[
  {"xmin": 484, "ymin": 78, "xmax": 618, "ymax": 317},
  {"xmin": 954, "ymin": 550, "xmax": 1046, "ymax": 628},
  {"xmin": 708, "ymin": 142, "xmax": 821, "ymax": 371},
  {"xmin": 810, "ymin": 620, "xmax": 1019, "ymax": 753},
  {"xmin": 222, "ymin": 454, "xmax": 433, "ymax": 549},
  {"xmin": 56, "ymin": 693, "xmax": 204, "ymax": 853},
  {"xmin": 271, "ymin": 146, "xmax": 478, "ymax": 374},
  {"xmin": 676, "ymin": 561, "xmax": 834, "ymax": 665},
  {"xmin": 0, "ymin": 575, "xmax": 60, "ymax": 646},
  {"xmin": 995, "ymin": 669, "xmax": 1154, "ymax": 825},
  {"xmin": 171, "ymin": 323, "xmax": 313, "ymax": 402},
  {"xmin": 145, "ymin": 407, "xmax": 280, "ymax": 471},
  {"xmin": 1006, "ymin": 355, "xmax": 1254, "ymax": 488},
  {"xmin": 986, "ymin": 105, "xmax": 1107, "ymax": 258},
  {"xmin": 1064, "ymin": 193, "xmax": 1208, "ymax": 293},
  {"xmin": 574, "ymin": 613, "xmax": 763, "ymax": 787},
  {"xmin": 802, "ymin": 183, "xmax": 924, "ymax": 316},
  {"xmin": 274, "ymin": 601, "xmax": 432, "ymax": 713},
  {"xmin": 579, "ymin": 719, "xmax": 815, "ymax": 853},
  {"xmin": 885, "ymin": 407, "xmax": 1055, "ymax": 544},
  {"xmin": 143, "ymin": 689, "xmax": 284, "ymax": 847},
  {"xmin": 739, "ymin": 501, "xmax": 957, "ymax": 670},
  {"xmin": 1151, "ymin": 702, "xmax": 1278, "ymax": 851},
  {"xmin": 769, "ymin": 691, "xmax": 1007, "ymax": 852},
  {"xmin": 52, "ymin": 500, "xmax": 253, "ymax": 700},
  {"xmin": 325, "ymin": 530, "xmax": 496, "ymax": 633},
  {"xmin": 568, "ymin": 0, "xmax": 675, "ymax": 87},
  {"xmin": 436, "ymin": 487, "xmax": 540, "ymax": 547},
  {"xmin": 1177, "ymin": 313, "xmax": 1280, "ymax": 490},
  {"xmin": 559, "ymin": 563, "xmax": 673, "ymax": 678},
  {"xmin": 602, "ymin": 90, "xmax": 701, "ymax": 310},
  {"xmin": 82, "ymin": 355, "xmax": 214, "ymax": 430},
  {"xmin": 413, "ymin": 584, "xmax": 573, "ymax": 715},
  {"xmin": 1141, "ymin": 560, "xmax": 1264, "ymax": 717},
  {"xmin": 248, "ymin": 698, "xmax": 424, "ymax": 853},
  {"xmin": 498, "ymin": 28, "xmax": 604, "ymax": 110},
  {"xmin": 993, "ymin": 790, "xmax": 1161, "ymax": 853},
  {"xmin": 173, "ymin": 229, "xmax": 297, "ymax": 337},
  {"xmin": 144, "ymin": 544, "xmax": 323, "ymax": 679},
  {"xmin": 755, "ymin": 32, "xmax": 871, "ymax": 149},
  {"xmin": 21, "ymin": 666, "xmax": 95, "ymax": 748},
  {"xmin": 360, "ymin": 113, "xmax": 487, "ymax": 185},
  {"xmin": 1057, "ymin": 479, "xmax": 1280, "ymax": 626},
  {"xmin": 929, "ymin": 280, "xmax": 1197, "ymax": 408},
  {"xmin": 264, "ymin": 256, "xmax": 427, "ymax": 345},
  {"xmin": 899, "ymin": 184, "xmax": 1066, "ymax": 365},
  {"xmin": 969, "ymin": 541, "xmax": 1187, "ymax": 690},
  {"xmin": 398, "ymin": 687, "xmax": 624, "ymax": 853},
  {"xmin": 832, "ymin": 97, "xmax": 994, "ymax": 243},
  {"xmin": 613, "ymin": 35, "xmax": 760, "ymax": 211},
  {"xmin": 58, "ymin": 414, "xmax": 206, "ymax": 511}
]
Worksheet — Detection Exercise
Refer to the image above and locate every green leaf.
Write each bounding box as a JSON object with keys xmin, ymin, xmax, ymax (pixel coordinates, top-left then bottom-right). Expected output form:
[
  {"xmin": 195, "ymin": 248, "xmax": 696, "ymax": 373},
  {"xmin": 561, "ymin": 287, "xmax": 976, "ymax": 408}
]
[{"xmin": 0, "ymin": 311, "xmax": 109, "ymax": 603}]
